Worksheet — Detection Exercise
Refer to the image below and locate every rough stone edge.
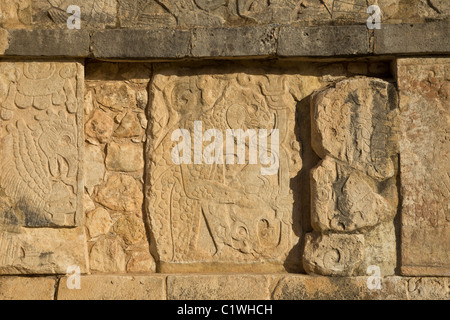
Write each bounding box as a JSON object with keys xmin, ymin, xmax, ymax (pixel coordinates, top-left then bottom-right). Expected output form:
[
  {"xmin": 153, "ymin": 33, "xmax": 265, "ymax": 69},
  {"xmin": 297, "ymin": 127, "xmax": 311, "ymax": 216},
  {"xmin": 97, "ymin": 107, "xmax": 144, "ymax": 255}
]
[
  {"xmin": 0, "ymin": 23, "xmax": 448, "ymax": 59},
  {"xmin": 0, "ymin": 275, "xmax": 446, "ymax": 300}
]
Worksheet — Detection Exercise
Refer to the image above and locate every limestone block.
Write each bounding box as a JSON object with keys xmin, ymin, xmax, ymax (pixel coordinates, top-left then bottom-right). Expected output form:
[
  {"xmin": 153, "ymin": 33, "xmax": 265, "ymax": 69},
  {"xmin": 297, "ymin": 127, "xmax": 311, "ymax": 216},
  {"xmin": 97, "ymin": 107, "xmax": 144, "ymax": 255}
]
[
  {"xmin": 85, "ymin": 110, "xmax": 114, "ymax": 144},
  {"xmin": 0, "ymin": 61, "xmax": 87, "ymax": 275},
  {"xmin": 311, "ymin": 156, "xmax": 397, "ymax": 232},
  {"xmin": 0, "ymin": 61, "xmax": 84, "ymax": 227},
  {"xmin": 89, "ymin": 236, "xmax": 126, "ymax": 273},
  {"xmin": 106, "ymin": 141, "xmax": 144, "ymax": 172},
  {"xmin": 84, "ymin": 144, "xmax": 105, "ymax": 191},
  {"xmin": 96, "ymin": 174, "xmax": 143, "ymax": 212},
  {"xmin": 146, "ymin": 66, "xmax": 312, "ymax": 272},
  {"xmin": 57, "ymin": 275, "xmax": 166, "ymax": 300},
  {"xmin": 311, "ymin": 77, "xmax": 399, "ymax": 181},
  {"xmin": 86, "ymin": 207, "xmax": 112, "ymax": 238},
  {"xmin": 0, "ymin": 227, "xmax": 88, "ymax": 274},
  {"xmin": 397, "ymin": 58, "xmax": 450, "ymax": 276},
  {"xmin": 0, "ymin": 277, "xmax": 56, "ymax": 300},
  {"xmin": 303, "ymin": 232, "xmax": 365, "ymax": 276},
  {"xmin": 0, "ymin": 0, "xmax": 31, "ymax": 28},
  {"xmin": 167, "ymin": 275, "xmax": 270, "ymax": 300}
]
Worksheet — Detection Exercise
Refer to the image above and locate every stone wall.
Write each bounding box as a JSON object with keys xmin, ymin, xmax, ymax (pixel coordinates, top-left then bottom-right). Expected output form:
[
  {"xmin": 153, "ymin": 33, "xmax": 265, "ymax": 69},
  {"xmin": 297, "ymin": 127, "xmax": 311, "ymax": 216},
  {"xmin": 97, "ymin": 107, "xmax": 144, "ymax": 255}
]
[{"xmin": 0, "ymin": 0, "xmax": 449, "ymax": 300}]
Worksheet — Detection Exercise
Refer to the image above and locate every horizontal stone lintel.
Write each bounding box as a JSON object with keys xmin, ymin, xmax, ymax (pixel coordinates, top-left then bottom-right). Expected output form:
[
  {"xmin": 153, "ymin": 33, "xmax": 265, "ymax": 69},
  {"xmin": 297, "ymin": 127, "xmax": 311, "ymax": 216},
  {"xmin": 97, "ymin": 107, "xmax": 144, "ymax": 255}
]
[
  {"xmin": 0, "ymin": 275, "xmax": 448, "ymax": 300},
  {"xmin": 0, "ymin": 22, "xmax": 448, "ymax": 59}
]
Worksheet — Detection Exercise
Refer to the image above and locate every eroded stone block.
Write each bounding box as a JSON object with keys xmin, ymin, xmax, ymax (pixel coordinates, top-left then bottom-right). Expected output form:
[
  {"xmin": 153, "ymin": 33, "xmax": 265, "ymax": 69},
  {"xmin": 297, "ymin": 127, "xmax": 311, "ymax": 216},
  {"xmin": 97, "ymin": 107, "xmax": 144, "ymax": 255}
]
[
  {"xmin": 311, "ymin": 77, "xmax": 399, "ymax": 181},
  {"xmin": 398, "ymin": 58, "xmax": 450, "ymax": 276},
  {"xmin": 303, "ymin": 232, "xmax": 365, "ymax": 276},
  {"xmin": 0, "ymin": 61, "xmax": 87, "ymax": 274},
  {"xmin": 0, "ymin": 61, "xmax": 83, "ymax": 227},
  {"xmin": 146, "ymin": 66, "xmax": 310, "ymax": 272},
  {"xmin": 311, "ymin": 156, "xmax": 397, "ymax": 232}
]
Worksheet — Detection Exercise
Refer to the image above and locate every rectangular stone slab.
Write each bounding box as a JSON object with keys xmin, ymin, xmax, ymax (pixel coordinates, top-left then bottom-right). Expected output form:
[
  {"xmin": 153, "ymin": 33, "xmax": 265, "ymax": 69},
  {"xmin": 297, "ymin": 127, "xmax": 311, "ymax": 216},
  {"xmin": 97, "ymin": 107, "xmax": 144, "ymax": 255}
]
[
  {"xmin": 146, "ymin": 64, "xmax": 315, "ymax": 272},
  {"xmin": 397, "ymin": 58, "xmax": 450, "ymax": 276},
  {"xmin": 0, "ymin": 60, "xmax": 87, "ymax": 274}
]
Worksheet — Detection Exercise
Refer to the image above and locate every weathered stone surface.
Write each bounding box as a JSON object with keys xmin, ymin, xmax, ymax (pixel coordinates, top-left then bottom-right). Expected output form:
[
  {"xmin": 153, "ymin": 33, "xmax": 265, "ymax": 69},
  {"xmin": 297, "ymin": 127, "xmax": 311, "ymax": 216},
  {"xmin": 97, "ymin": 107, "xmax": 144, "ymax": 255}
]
[
  {"xmin": 106, "ymin": 142, "xmax": 144, "ymax": 172},
  {"xmin": 278, "ymin": 25, "xmax": 370, "ymax": 57},
  {"xmin": 0, "ymin": 0, "xmax": 31, "ymax": 28},
  {"xmin": 374, "ymin": 22, "xmax": 450, "ymax": 55},
  {"xmin": 86, "ymin": 207, "xmax": 113, "ymax": 238},
  {"xmin": 57, "ymin": 275, "xmax": 166, "ymax": 300},
  {"xmin": 0, "ymin": 227, "xmax": 88, "ymax": 274},
  {"xmin": 191, "ymin": 26, "xmax": 277, "ymax": 57},
  {"xmin": 92, "ymin": 30, "xmax": 191, "ymax": 59},
  {"xmin": 32, "ymin": 0, "xmax": 116, "ymax": 29},
  {"xmin": 397, "ymin": 58, "xmax": 450, "ymax": 276},
  {"xmin": 126, "ymin": 250, "xmax": 156, "ymax": 273},
  {"xmin": 272, "ymin": 275, "xmax": 447, "ymax": 300},
  {"xmin": 114, "ymin": 112, "xmax": 144, "ymax": 138},
  {"xmin": 85, "ymin": 111, "xmax": 114, "ymax": 144},
  {"xmin": 407, "ymin": 277, "xmax": 450, "ymax": 300},
  {"xmin": 95, "ymin": 82, "xmax": 137, "ymax": 112},
  {"xmin": 0, "ymin": 277, "xmax": 56, "ymax": 300},
  {"xmin": 113, "ymin": 214, "xmax": 146, "ymax": 245},
  {"xmin": 311, "ymin": 156, "xmax": 397, "ymax": 232},
  {"xmin": 311, "ymin": 77, "xmax": 399, "ymax": 180},
  {"xmin": 147, "ymin": 65, "xmax": 319, "ymax": 272},
  {"xmin": 0, "ymin": 61, "xmax": 84, "ymax": 228},
  {"xmin": 84, "ymin": 144, "xmax": 105, "ymax": 191},
  {"xmin": 4, "ymin": 29, "xmax": 90, "ymax": 57},
  {"xmin": 167, "ymin": 275, "xmax": 270, "ymax": 300},
  {"xmin": 0, "ymin": 28, "xmax": 9, "ymax": 54},
  {"xmin": 96, "ymin": 174, "xmax": 143, "ymax": 212},
  {"xmin": 303, "ymin": 232, "xmax": 365, "ymax": 276},
  {"xmin": 89, "ymin": 236, "xmax": 127, "ymax": 273}
]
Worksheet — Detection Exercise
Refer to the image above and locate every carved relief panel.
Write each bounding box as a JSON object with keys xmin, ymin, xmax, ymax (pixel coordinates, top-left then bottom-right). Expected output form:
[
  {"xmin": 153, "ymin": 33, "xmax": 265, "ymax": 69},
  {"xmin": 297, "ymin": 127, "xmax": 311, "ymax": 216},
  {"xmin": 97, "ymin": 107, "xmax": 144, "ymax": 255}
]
[
  {"xmin": 146, "ymin": 65, "xmax": 306, "ymax": 272},
  {"xmin": 0, "ymin": 61, "xmax": 83, "ymax": 228}
]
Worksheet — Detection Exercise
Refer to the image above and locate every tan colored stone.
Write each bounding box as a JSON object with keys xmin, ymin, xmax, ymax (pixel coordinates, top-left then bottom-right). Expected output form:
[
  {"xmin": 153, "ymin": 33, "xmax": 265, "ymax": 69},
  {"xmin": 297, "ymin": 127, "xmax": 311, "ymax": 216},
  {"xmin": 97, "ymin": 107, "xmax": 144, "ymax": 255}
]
[
  {"xmin": 114, "ymin": 112, "xmax": 144, "ymax": 138},
  {"xmin": 106, "ymin": 141, "xmax": 144, "ymax": 172},
  {"xmin": 360, "ymin": 222, "xmax": 397, "ymax": 276},
  {"xmin": 147, "ymin": 66, "xmax": 313, "ymax": 272},
  {"xmin": 126, "ymin": 250, "xmax": 156, "ymax": 273},
  {"xmin": 113, "ymin": 214, "xmax": 146, "ymax": 245},
  {"xmin": 86, "ymin": 207, "xmax": 113, "ymax": 238},
  {"xmin": 407, "ymin": 277, "xmax": 449, "ymax": 300},
  {"xmin": 0, "ymin": 28, "xmax": 9, "ymax": 54},
  {"xmin": 95, "ymin": 82, "xmax": 136, "ymax": 112},
  {"xmin": 85, "ymin": 110, "xmax": 114, "ymax": 144},
  {"xmin": 57, "ymin": 275, "xmax": 166, "ymax": 300},
  {"xmin": 0, "ymin": 61, "xmax": 83, "ymax": 228},
  {"xmin": 167, "ymin": 275, "xmax": 270, "ymax": 300},
  {"xmin": 0, "ymin": 277, "xmax": 56, "ymax": 300},
  {"xmin": 84, "ymin": 193, "xmax": 96, "ymax": 213},
  {"xmin": 303, "ymin": 232, "xmax": 365, "ymax": 276},
  {"xmin": 96, "ymin": 174, "xmax": 143, "ymax": 212},
  {"xmin": 84, "ymin": 144, "xmax": 105, "ymax": 191},
  {"xmin": 89, "ymin": 236, "xmax": 126, "ymax": 273},
  {"xmin": 397, "ymin": 58, "xmax": 450, "ymax": 276},
  {"xmin": 311, "ymin": 77, "xmax": 399, "ymax": 180},
  {"xmin": 0, "ymin": 0, "xmax": 31, "ymax": 28},
  {"xmin": 0, "ymin": 227, "xmax": 88, "ymax": 274},
  {"xmin": 311, "ymin": 156, "xmax": 397, "ymax": 232}
]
